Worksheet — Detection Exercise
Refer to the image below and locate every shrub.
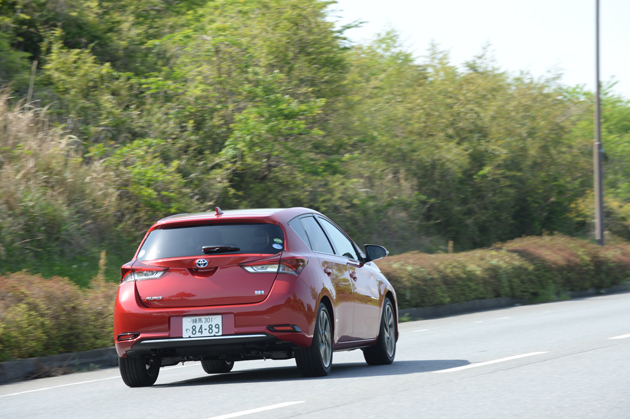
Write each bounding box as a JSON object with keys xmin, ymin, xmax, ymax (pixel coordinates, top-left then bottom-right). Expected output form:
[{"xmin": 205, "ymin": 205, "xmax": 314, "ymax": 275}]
[
  {"xmin": 0, "ymin": 271, "xmax": 117, "ymax": 361},
  {"xmin": 379, "ymin": 235, "xmax": 630, "ymax": 309}
]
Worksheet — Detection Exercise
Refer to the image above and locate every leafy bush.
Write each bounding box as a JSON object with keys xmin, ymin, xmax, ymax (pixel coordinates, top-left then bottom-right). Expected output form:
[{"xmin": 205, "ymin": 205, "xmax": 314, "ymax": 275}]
[
  {"xmin": 0, "ymin": 271, "xmax": 117, "ymax": 361},
  {"xmin": 379, "ymin": 235, "xmax": 630, "ymax": 309}
]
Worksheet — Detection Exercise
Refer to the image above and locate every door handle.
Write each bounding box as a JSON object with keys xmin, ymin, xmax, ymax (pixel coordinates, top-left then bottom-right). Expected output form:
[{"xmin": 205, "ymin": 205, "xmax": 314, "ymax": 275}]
[{"xmin": 323, "ymin": 267, "xmax": 333, "ymax": 276}]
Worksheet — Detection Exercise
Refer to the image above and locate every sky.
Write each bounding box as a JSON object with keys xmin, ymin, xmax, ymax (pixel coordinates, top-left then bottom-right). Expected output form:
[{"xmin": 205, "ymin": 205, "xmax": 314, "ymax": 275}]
[{"xmin": 329, "ymin": 0, "xmax": 630, "ymax": 99}]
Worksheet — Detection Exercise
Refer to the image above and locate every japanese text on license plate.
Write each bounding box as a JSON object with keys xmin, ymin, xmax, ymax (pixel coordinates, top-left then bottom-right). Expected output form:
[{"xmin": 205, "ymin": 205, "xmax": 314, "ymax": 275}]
[{"xmin": 182, "ymin": 315, "xmax": 222, "ymax": 338}]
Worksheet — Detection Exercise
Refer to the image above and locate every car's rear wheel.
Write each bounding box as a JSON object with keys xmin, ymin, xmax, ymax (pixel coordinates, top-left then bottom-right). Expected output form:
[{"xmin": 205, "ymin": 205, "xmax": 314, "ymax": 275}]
[
  {"xmin": 119, "ymin": 355, "xmax": 160, "ymax": 387},
  {"xmin": 363, "ymin": 298, "xmax": 396, "ymax": 365},
  {"xmin": 295, "ymin": 303, "xmax": 333, "ymax": 377},
  {"xmin": 201, "ymin": 359, "xmax": 234, "ymax": 374}
]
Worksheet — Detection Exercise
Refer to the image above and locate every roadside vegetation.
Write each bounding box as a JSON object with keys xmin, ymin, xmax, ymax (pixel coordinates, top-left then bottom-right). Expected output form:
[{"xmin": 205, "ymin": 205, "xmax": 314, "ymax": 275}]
[
  {"xmin": 379, "ymin": 235, "xmax": 630, "ymax": 309},
  {"xmin": 2, "ymin": 236, "xmax": 629, "ymax": 361},
  {"xmin": 1, "ymin": 1, "xmax": 630, "ymax": 360}
]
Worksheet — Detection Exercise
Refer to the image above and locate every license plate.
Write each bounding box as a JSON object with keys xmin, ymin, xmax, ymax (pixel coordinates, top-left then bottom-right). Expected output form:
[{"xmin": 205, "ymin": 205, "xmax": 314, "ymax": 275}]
[{"xmin": 182, "ymin": 315, "xmax": 222, "ymax": 338}]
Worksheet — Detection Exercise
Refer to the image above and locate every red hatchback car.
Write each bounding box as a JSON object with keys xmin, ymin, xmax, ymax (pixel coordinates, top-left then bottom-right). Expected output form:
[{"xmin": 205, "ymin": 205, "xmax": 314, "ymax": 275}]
[{"xmin": 114, "ymin": 207, "xmax": 398, "ymax": 387}]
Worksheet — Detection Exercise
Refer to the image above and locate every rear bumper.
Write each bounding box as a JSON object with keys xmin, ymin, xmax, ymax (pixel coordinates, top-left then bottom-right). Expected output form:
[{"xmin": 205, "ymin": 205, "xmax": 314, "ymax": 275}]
[
  {"xmin": 114, "ymin": 275, "xmax": 317, "ymax": 357},
  {"xmin": 136, "ymin": 334, "xmax": 271, "ymax": 350},
  {"xmin": 124, "ymin": 333, "xmax": 289, "ymax": 359}
]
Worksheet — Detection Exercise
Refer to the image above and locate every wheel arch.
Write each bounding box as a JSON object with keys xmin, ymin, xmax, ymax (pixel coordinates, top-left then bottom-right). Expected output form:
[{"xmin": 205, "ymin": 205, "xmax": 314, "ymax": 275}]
[
  {"xmin": 384, "ymin": 291, "xmax": 399, "ymax": 342},
  {"xmin": 318, "ymin": 294, "xmax": 335, "ymax": 340}
]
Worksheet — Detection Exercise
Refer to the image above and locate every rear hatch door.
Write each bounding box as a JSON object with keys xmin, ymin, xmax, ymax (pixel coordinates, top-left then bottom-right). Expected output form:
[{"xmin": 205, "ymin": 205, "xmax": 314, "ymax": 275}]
[{"xmin": 133, "ymin": 223, "xmax": 285, "ymax": 308}]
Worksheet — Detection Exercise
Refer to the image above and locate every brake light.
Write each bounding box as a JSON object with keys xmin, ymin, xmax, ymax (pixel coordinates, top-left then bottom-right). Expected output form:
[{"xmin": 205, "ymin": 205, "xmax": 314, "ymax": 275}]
[
  {"xmin": 121, "ymin": 268, "xmax": 167, "ymax": 284},
  {"xmin": 240, "ymin": 257, "xmax": 307, "ymax": 276},
  {"xmin": 280, "ymin": 257, "xmax": 307, "ymax": 275}
]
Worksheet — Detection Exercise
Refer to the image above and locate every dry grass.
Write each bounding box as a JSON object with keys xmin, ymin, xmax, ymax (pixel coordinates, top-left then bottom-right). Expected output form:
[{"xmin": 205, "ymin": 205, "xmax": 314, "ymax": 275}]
[{"xmin": 0, "ymin": 89, "xmax": 126, "ymax": 282}]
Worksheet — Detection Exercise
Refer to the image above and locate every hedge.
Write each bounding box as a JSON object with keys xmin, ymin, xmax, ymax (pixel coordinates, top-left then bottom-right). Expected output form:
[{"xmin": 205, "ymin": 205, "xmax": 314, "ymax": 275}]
[
  {"xmin": 0, "ymin": 272, "xmax": 117, "ymax": 361},
  {"xmin": 379, "ymin": 235, "xmax": 630, "ymax": 309},
  {"xmin": 1, "ymin": 235, "xmax": 629, "ymax": 361}
]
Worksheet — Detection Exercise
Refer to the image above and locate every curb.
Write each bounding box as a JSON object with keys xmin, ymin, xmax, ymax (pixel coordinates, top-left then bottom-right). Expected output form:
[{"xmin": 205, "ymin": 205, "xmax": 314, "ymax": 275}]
[
  {"xmin": 399, "ymin": 297, "xmax": 524, "ymax": 321},
  {"xmin": 398, "ymin": 282, "xmax": 630, "ymax": 321},
  {"xmin": 0, "ymin": 347, "xmax": 118, "ymax": 385}
]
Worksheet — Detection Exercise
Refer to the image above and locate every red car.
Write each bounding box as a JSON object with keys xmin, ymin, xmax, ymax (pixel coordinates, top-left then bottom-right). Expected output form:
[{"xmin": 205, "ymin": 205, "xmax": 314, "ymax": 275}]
[{"xmin": 114, "ymin": 207, "xmax": 398, "ymax": 387}]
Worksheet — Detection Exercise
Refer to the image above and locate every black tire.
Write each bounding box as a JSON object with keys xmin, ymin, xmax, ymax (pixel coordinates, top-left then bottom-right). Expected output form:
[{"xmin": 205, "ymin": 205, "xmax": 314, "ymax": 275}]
[
  {"xmin": 295, "ymin": 303, "xmax": 333, "ymax": 377},
  {"xmin": 201, "ymin": 359, "xmax": 234, "ymax": 374},
  {"xmin": 119, "ymin": 355, "xmax": 160, "ymax": 387},
  {"xmin": 363, "ymin": 298, "xmax": 396, "ymax": 365}
]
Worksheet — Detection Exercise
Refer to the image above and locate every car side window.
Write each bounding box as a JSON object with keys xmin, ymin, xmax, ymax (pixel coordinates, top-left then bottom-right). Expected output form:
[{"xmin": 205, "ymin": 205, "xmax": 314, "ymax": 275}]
[
  {"xmin": 288, "ymin": 217, "xmax": 312, "ymax": 249},
  {"xmin": 317, "ymin": 217, "xmax": 359, "ymax": 260},
  {"xmin": 299, "ymin": 216, "xmax": 334, "ymax": 254}
]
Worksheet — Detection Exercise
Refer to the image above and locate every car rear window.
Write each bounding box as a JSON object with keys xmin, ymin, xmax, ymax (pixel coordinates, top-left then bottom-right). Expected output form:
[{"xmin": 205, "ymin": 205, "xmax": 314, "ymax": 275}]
[{"xmin": 137, "ymin": 223, "xmax": 285, "ymax": 261}]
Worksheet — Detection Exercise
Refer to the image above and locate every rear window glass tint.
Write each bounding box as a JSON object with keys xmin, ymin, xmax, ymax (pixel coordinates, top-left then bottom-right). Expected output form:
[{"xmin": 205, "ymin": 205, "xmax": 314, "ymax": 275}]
[
  {"xmin": 138, "ymin": 223, "xmax": 284, "ymax": 261},
  {"xmin": 318, "ymin": 217, "xmax": 358, "ymax": 260},
  {"xmin": 289, "ymin": 217, "xmax": 312, "ymax": 249},
  {"xmin": 299, "ymin": 216, "xmax": 334, "ymax": 254}
]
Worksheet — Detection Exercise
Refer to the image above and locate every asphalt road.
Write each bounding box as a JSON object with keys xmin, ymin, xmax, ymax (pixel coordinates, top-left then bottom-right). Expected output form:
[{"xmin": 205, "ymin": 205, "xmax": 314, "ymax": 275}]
[{"xmin": 2, "ymin": 292, "xmax": 629, "ymax": 419}]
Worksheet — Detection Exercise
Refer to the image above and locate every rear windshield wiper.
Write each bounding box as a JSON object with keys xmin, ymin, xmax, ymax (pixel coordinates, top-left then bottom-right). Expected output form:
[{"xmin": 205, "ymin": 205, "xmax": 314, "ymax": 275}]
[{"xmin": 202, "ymin": 245, "xmax": 240, "ymax": 254}]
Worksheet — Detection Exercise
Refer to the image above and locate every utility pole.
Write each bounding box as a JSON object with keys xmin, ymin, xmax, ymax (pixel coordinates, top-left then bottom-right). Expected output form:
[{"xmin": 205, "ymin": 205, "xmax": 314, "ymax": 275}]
[{"xmin": 594, "ymin": 0, "xmax": 605, "ymax": 246}]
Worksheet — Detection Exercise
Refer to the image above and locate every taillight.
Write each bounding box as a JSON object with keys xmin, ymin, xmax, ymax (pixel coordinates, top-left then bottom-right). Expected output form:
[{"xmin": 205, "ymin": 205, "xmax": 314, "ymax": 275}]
[
  {"xmin": 121, "ymin": 268, "xmax": 167, "ymax": 284},
  {"xmin": 240, "ymin": 257, "xmax": 307, "ymax": 276},
  {"xmin": 279, "ymin": 257, "xmax": 307, "ymax": 275}
]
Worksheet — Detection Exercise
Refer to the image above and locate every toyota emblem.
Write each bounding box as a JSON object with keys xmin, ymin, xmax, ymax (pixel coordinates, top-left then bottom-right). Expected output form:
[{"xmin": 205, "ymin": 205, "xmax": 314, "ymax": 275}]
[{"xmin": 196, "ymin": 259, "xmax": 208, "ymax": 268}]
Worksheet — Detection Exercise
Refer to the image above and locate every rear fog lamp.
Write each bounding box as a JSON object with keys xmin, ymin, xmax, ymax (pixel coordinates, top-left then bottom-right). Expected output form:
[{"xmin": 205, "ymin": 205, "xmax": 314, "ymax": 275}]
[
  {"xmin": 267, "ymin": 325, "xmax": 302, "ymax": 332},
  {"xmin": 117, "ymin": 332, "xmax": 140, "ymax": 341}
]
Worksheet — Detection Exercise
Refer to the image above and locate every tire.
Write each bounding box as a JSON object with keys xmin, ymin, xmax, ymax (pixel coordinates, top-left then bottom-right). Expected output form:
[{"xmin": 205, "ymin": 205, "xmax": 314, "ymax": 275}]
[
  {"xmin": 295, "ymin": 303, "xmax": 333, "ymax": 377},
  {"xmin": 363, "ymin": 298, "xmax": 396, "ymax": 365},
  {"xmin": 119, "ymin": 355, "xmax": 160, "ymax": 387},
  {"xmin": 201, "ymin": 359, "xmax": 234, "ymax": 374}
]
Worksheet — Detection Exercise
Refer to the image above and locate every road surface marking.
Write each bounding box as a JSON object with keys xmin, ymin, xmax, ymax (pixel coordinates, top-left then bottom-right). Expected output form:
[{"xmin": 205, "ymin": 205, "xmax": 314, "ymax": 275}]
[
  {"xmin": 496, "ymin": 317, "xmax": 512, "ymax": 320},
  {"xmin": 433, "ymin": 352, "xmax": 549, "ymax": 373},
  {"xmin": 207, "ymin": 401, "xmax": 305, "ymax": 419},
  {"xmin": 410, "ymin": 329, "xmax": 429, "ymax": 333},
  {"xmin": 609, "ymin": 333, "xmax": 630, "ymax": 340},
  {"xmin": 0, "ymin": 376, "xmax": 119, "ymax": 398},
  {"xmin": 0, "ymin": 361, "xmax": 207, "ymax": 398}
]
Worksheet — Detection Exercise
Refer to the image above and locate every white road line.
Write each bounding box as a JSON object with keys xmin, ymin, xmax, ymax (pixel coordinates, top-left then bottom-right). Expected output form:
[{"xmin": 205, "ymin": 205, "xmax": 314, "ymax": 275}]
[
  {"xmin": 496, "ymin": 317, "xmax": 512, "ymax": 320},
  {"xmin": 0, "ymin": 376, "xmax": 119, "ymax": 398},
  {"xmin": 609, "ymin": 333, "xmax": 630, "ymax": 340},
  {"xmin": 0, "ymin": 361, "xmax": 203, "ymax": 398},
  {"xmin": 410, "ymin": 329, "xmax": 429, "ymax": 333},
  {"xmin": 433, "ymin": 352, "xmax": 549, "ymax": 373},
  {"xmin": 207, "ymin": 401, "xmax": 305, "ymax": 419}
]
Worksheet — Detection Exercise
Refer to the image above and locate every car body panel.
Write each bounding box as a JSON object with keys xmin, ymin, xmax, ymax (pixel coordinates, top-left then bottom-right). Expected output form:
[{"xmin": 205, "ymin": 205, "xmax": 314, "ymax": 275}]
[
  {"xmin": 134, "ymin": 255, "xmax": 279, "ymax": 308},
  {"xmin": 348, "ymin": 259, "xmax": 382, "ymax": 340}
]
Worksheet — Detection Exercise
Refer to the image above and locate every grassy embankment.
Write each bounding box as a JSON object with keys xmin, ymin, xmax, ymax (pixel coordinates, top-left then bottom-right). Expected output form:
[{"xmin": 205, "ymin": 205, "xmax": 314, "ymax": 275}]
[{"xmin": 2, "ymin": 235, "xmax": 629, "ymax": 362}]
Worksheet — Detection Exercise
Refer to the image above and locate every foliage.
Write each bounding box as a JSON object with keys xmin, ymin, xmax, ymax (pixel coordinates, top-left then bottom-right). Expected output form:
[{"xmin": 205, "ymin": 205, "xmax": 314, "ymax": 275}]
[
  {"xmin": 0, "ymin": 270, "xmax": 118, "ymax": 361},
  {"xmin": 379, "ymin": 235, "xmax": 630, "ymax": 309},
  {"xmin": 1, "ymin": 0, "xmax": 630, "ymax": 284},
  {"xmin": 566, "ymin": 87, "xmax": 630, "ymax": 240},
  {"xmin": 337, "ymin": 37, "xmax": 593, "ymax": 250},
  {"xmin": 0, "ymin": 90, "xmax": 133, "ymax": 283}
]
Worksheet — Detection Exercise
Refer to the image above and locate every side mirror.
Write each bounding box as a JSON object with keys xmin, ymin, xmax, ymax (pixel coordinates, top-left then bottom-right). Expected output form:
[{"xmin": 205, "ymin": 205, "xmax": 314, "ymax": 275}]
[{"xmin": 364, "ymin": 244, "xmax": 389, "ymax": 262}]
